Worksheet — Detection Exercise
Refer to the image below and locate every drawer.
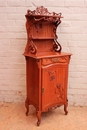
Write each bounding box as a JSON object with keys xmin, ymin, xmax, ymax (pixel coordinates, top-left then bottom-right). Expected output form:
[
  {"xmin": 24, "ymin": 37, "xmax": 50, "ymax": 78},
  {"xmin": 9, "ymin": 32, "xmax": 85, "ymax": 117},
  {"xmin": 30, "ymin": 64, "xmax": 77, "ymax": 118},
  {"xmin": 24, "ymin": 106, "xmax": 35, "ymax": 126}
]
[{"xmin": 42, "ymin": 56, "xmax": 70, "ymax": 65}]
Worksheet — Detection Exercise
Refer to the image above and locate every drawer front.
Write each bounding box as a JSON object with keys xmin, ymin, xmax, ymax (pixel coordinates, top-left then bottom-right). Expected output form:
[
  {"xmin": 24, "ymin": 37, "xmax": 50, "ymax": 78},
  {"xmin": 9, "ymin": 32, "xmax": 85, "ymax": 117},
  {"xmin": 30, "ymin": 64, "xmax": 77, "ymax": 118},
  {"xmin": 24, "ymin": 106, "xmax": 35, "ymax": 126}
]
[{"xmin": 42, "ymin": 56, "xmax": 70, "ymax": 65}]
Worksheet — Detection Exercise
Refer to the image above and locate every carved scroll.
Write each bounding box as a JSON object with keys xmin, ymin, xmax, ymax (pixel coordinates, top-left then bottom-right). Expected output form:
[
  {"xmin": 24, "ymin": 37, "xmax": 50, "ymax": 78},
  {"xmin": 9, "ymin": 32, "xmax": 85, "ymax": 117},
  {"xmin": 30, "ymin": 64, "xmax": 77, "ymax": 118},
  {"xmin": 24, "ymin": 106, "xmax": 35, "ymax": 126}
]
[
  {"xmin": 29, "ymin": 39, "xmax": 37, "ymax": 54},
  {"xmin": 53, "ymin": 39, "xmax": 62, "ymax": 52}
]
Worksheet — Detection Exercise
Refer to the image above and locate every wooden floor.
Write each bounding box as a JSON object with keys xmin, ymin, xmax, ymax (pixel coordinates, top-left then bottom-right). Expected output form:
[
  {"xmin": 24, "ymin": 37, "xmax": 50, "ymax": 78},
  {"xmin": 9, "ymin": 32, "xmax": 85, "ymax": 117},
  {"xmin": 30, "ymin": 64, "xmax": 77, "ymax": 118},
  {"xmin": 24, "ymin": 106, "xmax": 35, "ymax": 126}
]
[{"xmin": 0, "ymin": 102, "xmax": 87, "ymax": 130}]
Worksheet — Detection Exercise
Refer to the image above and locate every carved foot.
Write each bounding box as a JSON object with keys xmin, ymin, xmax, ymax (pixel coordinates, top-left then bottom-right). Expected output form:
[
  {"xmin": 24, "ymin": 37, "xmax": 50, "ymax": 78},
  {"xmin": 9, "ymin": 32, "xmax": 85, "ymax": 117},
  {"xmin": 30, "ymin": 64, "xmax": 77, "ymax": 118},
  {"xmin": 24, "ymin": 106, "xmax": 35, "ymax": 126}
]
[
  {"xmin": 26, "ymin": 108, "xmax": 29, "ymax": 116},
  {"xmin": 37, "ymin": 120, "xmax": 41, "ymax": 126},
  {"xmin": 25, "ymin": 99, "xmax": 29, "ymax": 116},
  {"xmin": 64, "ymin": 105, "xmax": 68, "ymax": 115},
  {"xmin": 36, "ymin": 109, "xmax": 41, "ymax": 126}
]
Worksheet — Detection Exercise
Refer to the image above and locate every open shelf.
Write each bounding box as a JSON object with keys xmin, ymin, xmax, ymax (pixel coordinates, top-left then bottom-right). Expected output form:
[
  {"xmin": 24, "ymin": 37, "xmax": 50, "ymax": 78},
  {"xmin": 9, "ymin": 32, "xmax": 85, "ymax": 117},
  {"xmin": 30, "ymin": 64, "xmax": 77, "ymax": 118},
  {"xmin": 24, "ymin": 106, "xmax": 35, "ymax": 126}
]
[{"xmin": 29, "ymin": 37, "xmax": 56, "ymax": 40}]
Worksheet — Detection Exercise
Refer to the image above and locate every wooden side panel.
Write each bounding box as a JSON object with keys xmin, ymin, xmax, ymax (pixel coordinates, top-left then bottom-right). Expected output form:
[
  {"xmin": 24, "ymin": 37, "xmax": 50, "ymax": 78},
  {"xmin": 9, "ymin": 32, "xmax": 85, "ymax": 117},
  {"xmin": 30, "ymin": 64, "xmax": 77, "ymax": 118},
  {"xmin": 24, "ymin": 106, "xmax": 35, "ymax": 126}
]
[{"xmin": 26, "ymin": 57, "xmax": 39, "ymax": 106}]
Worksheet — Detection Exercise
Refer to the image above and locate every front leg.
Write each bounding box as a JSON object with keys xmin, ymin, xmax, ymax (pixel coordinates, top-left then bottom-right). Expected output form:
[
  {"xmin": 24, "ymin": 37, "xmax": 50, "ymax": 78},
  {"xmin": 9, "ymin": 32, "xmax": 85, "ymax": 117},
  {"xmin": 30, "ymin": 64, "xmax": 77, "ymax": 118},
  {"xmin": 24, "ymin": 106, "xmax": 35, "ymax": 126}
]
[
  {"xmin": 64, "ymin": 104, "xmax": 68, "ymax": 115},
  {"xmin": 25, "ymin": 98, "xmax": 29, "ymax": 116},
  {"xmin": 36, "ymin": 108, "xmax": 41, "ymax": 126},
  {"xmin": 64, "ymin": 99, "xmax": 68, "ymax": 115}
]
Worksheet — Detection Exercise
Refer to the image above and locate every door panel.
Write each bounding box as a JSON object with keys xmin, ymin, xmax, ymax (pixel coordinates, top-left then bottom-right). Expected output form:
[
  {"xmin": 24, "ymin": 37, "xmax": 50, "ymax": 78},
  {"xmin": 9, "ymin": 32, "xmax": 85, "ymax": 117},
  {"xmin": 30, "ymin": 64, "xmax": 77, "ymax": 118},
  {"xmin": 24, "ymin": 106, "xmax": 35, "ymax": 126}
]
[
  {"xmin": 42, "ymin": 65, "xmax": 57, "ymax": 110},
  {"xmin": 41, "ymin": 64, "xmax": 68, "ymax": 111},
  {"xmin": 56, "ymin": 65, "xmax": 68, "ymax": 102}
]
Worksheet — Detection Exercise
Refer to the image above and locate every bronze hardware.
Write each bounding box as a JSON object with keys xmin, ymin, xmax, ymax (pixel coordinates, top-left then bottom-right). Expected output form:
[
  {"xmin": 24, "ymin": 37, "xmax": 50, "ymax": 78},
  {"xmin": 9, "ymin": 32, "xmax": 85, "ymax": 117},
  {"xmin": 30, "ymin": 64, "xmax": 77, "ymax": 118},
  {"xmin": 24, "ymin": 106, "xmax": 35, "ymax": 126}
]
[{"xmin": 52, "ymin": 57, "xmax": 59, "ymax": 62}]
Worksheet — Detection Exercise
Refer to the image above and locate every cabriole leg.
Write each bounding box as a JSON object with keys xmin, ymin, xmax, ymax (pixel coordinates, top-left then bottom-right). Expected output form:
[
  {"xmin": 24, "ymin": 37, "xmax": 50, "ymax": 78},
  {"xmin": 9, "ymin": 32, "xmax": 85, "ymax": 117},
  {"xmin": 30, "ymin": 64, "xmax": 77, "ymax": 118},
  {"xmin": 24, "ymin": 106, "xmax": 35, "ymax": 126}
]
[
  {"xmin": 25, "ymin": 98, "xmax": 29, "ymax": 116},
  {"xmin": 64, "ymin": 103, "xmax": 68, "ymax": 115},
  {"xmin": 36, "ymin": 109, "xmax": 41, "ymax": 126},
  {"xmin": 64, "ymin": 105, "xmax": 68, "ymax": 115}
]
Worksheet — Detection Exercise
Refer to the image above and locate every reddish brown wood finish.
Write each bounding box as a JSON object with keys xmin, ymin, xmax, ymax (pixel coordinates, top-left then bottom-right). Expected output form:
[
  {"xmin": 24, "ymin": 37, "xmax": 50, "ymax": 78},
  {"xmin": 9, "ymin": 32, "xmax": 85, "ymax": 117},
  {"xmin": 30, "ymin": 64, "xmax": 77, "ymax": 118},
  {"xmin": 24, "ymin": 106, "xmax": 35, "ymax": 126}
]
[{"xmin": 23, "ymin": 6, "xmax": 72, "ymax": 126}]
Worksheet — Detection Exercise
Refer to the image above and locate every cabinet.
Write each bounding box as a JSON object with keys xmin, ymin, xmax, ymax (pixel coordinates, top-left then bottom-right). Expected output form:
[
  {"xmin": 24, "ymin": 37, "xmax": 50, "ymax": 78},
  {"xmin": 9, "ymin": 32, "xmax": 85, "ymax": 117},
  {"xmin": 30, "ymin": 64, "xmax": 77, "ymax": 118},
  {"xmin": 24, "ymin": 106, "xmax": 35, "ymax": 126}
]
[{"xmin": 23, "ymin": 6, "xmax": 72, "ymax": 126}]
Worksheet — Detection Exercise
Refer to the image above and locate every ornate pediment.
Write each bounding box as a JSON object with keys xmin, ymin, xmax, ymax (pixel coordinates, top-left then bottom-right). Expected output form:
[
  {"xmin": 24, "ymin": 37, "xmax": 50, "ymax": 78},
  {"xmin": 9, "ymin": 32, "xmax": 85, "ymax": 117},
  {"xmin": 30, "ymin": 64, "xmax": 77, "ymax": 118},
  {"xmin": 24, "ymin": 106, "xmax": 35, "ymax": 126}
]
[{"xmin": 26, "ymin": 6, "xmax": 62, "ymax": 18}]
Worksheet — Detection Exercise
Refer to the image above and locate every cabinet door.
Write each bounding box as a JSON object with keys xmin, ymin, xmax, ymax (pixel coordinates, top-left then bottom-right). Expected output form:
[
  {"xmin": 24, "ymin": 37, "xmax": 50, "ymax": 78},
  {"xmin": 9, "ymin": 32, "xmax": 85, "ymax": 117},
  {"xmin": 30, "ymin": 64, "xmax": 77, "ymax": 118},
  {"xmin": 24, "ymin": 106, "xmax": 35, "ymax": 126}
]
[
  {"xmin": 56, "ymin": 65, "xmax": 68, "ymax": 103},
  {"xmin": 41, "ymin": 64, "xmax": 68, "ymax": 111}
]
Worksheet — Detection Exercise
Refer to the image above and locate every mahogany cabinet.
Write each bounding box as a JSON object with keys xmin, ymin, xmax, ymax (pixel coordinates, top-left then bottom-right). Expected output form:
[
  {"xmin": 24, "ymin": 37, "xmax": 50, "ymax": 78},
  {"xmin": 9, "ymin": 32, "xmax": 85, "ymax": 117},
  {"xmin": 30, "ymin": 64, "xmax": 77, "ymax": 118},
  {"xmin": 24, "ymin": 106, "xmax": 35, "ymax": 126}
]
[{"xmin": 23, "ymin": 6, "xmax": 72, "ymax": 126}]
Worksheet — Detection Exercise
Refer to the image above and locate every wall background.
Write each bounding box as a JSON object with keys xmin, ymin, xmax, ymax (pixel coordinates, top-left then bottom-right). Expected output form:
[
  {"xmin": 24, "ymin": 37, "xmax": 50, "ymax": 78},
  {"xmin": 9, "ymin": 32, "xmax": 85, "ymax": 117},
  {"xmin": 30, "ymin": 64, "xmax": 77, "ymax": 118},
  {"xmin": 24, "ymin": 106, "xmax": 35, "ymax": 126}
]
[{"xmin": 0, "ymin": 0, "xmax": 87, "ymax": 106}]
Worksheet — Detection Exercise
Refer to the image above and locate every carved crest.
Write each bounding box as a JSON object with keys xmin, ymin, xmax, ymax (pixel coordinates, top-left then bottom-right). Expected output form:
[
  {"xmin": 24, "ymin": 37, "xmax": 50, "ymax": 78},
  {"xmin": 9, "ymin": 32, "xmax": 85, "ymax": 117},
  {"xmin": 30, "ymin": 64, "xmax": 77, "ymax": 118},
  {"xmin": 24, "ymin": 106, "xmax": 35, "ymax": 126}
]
[{"xmin": 26, "ymin": 6, "xmax": 62, "ymax": 17}]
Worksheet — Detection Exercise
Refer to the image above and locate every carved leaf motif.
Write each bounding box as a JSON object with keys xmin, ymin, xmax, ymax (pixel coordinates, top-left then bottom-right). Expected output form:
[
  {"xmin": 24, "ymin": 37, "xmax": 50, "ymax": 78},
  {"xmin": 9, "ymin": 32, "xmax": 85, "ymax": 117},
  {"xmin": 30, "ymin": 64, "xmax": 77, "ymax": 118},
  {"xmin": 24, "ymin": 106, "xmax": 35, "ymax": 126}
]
[
  {"xmin": 55, "ymin": 84, "xmax": 64, "ymax": 101},
  {"xmin": 48, "ymin": 70, "xmax": 56, "ymax": 81}
]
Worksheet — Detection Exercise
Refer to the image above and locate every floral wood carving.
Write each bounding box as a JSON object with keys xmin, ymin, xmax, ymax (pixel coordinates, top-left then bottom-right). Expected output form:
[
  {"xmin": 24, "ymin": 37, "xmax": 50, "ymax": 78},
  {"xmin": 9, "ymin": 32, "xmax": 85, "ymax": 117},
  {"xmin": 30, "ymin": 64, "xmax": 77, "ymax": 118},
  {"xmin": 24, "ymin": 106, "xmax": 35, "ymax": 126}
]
[
  {"xmin": 26, "ymin": 6, "xmax": 62, "ymax": 17},
  {"xmin": 55, "ymin": 83, "xmax": 64, "ymax": 101},
  {"xmin": 25, "ymin": 6, "xmax": 63, "ymax": 24},
  {"xmin": 48, "ymin": 70, "xmax": 56, "ymax": 81}
]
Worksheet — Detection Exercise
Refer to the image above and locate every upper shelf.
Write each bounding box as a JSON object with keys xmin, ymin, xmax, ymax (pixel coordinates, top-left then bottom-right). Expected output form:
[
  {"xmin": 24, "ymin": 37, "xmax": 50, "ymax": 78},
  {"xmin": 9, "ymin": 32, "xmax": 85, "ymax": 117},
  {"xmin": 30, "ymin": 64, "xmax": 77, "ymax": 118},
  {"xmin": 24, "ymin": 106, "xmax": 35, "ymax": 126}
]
[
  {"xmin": 29, "ymin": 37, "xmax": 56, "ymax": 40},
  {"xmin": 25, "ymin": 14, "xmax": 63, "ymax": 18}
]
